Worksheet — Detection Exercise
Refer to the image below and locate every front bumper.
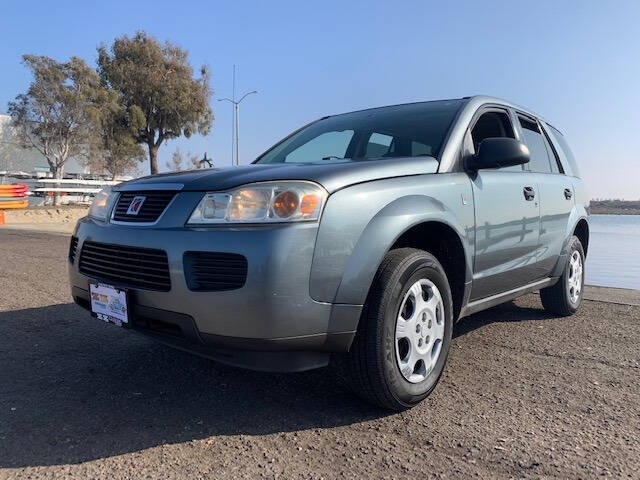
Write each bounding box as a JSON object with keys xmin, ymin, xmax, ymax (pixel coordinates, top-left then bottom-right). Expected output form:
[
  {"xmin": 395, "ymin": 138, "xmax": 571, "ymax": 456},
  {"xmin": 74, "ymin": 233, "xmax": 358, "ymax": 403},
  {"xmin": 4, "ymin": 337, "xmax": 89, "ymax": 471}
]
[{"xmin": 69, "ymin": 215, "xmax": 362, "ymax": 371}]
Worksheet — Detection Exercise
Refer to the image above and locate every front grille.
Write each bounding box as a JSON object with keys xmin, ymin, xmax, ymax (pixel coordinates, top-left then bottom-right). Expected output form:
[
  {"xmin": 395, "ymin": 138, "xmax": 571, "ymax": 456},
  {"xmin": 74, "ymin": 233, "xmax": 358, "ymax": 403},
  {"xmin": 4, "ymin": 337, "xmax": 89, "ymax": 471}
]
[
  {"xmin": 183, "ymin": 252, "xmax": 248, "ymax": 291},
  {"xmin": 69, "ymin": 236, "xmax": 78, "ymax": 264},
  {"xmin": 79, "ymin": 241, "xmax": 171, "ymax": 291},
  {"xmin": 112, "ymin": 191, "xmax": 176, "ymax": 223}
]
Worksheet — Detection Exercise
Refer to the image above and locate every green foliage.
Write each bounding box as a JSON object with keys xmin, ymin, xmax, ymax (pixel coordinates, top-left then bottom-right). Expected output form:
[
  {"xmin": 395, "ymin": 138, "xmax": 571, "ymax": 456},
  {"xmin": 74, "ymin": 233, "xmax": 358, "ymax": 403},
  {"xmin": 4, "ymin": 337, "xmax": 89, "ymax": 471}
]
[
  {"xmin": 97, "ymin": 31, "xmax": 213, "ymax": 174},
  {"xmin": 7, "ymin": 55, "xmax": 106, "ymax": 203},
  {"xmin": 88, "ymin": 87, "xmax": 145, "ymax": 179}
]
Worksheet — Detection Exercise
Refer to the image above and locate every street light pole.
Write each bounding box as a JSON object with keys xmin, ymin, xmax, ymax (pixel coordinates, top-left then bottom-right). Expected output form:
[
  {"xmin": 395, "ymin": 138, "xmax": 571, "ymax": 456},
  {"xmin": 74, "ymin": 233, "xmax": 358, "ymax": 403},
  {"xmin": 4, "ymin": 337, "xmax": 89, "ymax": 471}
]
[
  {"xmin": 218, "ymin": 90, "xmax": 258, "ymax": 166},
  {"xmin": 235, "ymin": 101, "xmax": 239, "ymax": 165}
]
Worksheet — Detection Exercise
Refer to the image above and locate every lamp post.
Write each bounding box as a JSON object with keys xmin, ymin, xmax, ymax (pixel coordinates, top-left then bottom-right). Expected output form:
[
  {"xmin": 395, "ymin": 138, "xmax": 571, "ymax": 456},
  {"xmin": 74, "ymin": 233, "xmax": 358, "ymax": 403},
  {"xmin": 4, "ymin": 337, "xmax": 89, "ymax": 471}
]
[{"xmin": 218, "ymin": 90, "xmax": 258, "ymax": 165}]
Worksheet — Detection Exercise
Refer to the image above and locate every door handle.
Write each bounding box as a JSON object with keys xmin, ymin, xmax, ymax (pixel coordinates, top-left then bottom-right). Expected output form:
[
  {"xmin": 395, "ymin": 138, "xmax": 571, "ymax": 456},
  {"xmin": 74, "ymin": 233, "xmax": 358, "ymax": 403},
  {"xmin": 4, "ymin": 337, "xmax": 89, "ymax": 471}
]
[
  {"xmin": 564, "ymin": 188, "xmax": 573, "ymax": 200},
  {"xmin": 523, "ymin": 186, "xmax": 535, "ymax": 201}
]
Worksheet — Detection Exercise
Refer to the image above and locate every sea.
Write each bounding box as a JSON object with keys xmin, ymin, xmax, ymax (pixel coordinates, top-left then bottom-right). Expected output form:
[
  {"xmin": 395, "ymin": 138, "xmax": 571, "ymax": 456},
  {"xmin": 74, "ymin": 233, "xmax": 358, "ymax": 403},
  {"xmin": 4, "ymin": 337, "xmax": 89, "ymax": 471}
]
[{"xmin": 586, "ymin": 215, "xmax": 640, "ymax": 290}]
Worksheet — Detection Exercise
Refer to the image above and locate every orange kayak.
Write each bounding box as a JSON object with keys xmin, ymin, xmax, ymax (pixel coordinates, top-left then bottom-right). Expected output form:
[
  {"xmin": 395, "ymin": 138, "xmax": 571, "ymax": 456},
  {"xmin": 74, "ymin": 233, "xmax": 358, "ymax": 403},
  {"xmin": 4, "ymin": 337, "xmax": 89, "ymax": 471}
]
[
  {"xmin": 0, "ymin": 199, "xmax": 28, "ymax": 209},
  {"xmin": 0, "ymin": 191, "xmax": 26, "ymax": 198},
  {"xmin": 0, "ymin": 185, "xmax": 27, "ymax": 193}
]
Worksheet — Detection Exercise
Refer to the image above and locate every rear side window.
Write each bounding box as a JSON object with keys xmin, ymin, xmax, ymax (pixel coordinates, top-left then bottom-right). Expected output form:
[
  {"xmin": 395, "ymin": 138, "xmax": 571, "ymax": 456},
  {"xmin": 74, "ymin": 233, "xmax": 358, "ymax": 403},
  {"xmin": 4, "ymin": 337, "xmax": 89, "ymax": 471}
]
[
  {"xmin": 517, "ymin": 115, "xmax": 553, "ymax": 173},
  {"xmin": 544, "ymin": 124, "xmax": 580, "ymax": 177},
  {"xmin": 541, "ymin": 132, "xmax": 561, "ymax": 173}
]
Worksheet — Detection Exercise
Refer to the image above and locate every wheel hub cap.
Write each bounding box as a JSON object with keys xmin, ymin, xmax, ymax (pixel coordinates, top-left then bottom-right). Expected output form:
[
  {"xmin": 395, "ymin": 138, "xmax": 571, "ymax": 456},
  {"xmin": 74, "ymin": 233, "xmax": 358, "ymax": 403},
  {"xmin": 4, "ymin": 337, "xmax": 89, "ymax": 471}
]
[
  {"xmin": 395, "ymin": 279, "xmax": 445, "ymax": 383},
  {"xmin": 568, "ymin": 250, "xmax": 583, "ymax": 304}
]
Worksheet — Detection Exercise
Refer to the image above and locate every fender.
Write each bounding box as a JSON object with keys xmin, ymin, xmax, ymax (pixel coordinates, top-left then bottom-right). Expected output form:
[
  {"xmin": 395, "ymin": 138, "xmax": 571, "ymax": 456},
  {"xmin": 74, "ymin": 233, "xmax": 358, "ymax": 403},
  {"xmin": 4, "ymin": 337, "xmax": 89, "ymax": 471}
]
[
  {"xmin": 334, "ymin": 195, "xmax": 473, "ymax": 304},
  {"xmin": 550, "ymin": 180, "xmax": 589, "ymax": 278},
  {"xmin": 551, "ymin": 213, "xmax": 589, "ymax": 277},
  {"xmin": 310, "ymin": 173, "xmax": 475, "ymax": 306}
]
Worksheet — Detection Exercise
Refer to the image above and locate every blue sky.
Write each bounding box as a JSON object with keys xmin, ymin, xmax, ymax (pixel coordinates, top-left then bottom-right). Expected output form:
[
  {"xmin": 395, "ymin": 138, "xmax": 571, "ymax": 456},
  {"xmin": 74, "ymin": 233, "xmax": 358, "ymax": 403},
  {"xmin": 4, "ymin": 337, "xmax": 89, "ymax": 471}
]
[{"xmin": 1, "ymin": 0, "xmax": 639, "ymax": 199}]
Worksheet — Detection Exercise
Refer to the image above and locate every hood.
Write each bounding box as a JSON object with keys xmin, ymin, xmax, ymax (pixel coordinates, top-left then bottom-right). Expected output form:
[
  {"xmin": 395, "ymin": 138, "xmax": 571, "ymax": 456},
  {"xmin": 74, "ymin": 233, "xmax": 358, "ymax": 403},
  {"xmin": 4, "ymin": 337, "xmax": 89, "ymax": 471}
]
[{"xmin": 114, "ymin": 157, "xmax": 439, "ymax": 194}]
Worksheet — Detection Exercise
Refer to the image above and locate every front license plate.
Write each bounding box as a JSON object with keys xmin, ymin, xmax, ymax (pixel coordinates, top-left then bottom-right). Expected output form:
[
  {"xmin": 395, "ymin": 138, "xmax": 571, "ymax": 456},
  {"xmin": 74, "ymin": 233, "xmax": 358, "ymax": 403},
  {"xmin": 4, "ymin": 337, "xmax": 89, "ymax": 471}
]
[{"xmin": 89, "ymin": 283, "xmax": 129, "ymax": 327}]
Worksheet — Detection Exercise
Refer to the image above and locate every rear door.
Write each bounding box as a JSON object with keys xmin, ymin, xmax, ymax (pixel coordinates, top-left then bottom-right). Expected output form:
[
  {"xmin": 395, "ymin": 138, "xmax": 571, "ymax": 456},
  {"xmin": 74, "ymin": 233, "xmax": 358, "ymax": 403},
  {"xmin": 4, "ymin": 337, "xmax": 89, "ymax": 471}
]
[
  {"xmin": 467, "ymin": 107, "xmax": 541, "ymax": 300},
  {"xmin": 515, "ymin": 114, "xmax": 575, "ymax": 277}
]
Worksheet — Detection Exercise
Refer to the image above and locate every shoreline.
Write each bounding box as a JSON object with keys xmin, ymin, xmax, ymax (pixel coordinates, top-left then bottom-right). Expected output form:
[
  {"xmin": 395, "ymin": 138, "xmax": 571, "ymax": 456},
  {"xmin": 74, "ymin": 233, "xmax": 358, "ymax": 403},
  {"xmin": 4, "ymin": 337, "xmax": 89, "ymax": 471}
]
[{"xmin": 589, "ymin": 210, "xmax": 640, "ymax": 216}]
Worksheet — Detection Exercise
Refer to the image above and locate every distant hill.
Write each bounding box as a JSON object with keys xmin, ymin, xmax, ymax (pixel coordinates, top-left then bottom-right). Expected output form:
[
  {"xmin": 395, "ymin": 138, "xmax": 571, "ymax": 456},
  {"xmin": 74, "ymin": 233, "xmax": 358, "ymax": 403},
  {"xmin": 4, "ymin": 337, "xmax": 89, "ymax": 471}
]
[{"xmin": 589, "ymin": 199, "xmax": 640, "ymax": 215}]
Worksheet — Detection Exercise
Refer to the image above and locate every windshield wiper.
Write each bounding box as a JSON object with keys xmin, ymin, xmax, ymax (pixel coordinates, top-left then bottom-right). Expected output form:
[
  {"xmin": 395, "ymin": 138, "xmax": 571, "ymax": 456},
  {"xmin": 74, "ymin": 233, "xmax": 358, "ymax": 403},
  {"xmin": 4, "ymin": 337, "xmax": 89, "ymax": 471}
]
[{"xmin": 321, "ymin": 156, "xmax": 345, "ymax": 161}]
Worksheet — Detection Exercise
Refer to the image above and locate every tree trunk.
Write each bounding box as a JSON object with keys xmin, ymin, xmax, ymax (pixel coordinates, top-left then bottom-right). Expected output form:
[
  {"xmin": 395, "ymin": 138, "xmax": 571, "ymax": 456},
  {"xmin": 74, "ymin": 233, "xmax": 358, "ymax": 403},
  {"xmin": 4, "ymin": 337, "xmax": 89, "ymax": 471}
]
[
  {"xmin": 148, "ymin": 143, "xmax": 159, "ymax": 174},
  {"xmin": 52, "ymin": 165, "xmax": 63, "ymax": 206}
]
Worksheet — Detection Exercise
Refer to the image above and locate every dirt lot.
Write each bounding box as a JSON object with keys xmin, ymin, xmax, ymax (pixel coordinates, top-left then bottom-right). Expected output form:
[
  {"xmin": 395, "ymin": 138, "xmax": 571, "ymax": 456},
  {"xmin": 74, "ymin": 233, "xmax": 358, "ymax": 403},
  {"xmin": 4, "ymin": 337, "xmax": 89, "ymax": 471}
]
[
  {"xmin": 0, "ymin": 228, "xmax": 638, "ymax": 479},
  {"xmin": 3, "ymin": 205, "xmax": 88, "ymax": 224}
]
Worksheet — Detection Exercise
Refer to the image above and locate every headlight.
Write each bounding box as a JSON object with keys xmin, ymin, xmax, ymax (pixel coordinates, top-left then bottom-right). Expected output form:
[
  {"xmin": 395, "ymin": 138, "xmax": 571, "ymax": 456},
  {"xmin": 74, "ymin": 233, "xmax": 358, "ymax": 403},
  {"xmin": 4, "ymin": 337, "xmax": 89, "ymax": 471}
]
[
  {"xmin": 89, "ymin": 187, "xmax": 117, "ymax": 221},
  {"xmin": 188, "ymin": 181, "xmax": 327, "ymax": 224}
]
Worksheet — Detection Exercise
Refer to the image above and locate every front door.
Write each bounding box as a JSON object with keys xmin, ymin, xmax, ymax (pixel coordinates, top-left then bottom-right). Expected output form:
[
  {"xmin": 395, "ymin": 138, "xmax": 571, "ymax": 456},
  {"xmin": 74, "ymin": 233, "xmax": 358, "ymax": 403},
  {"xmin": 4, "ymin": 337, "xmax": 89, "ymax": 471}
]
[{"xmin": 466, "ymin": 108, "xmax": 541, "ymax": 300}]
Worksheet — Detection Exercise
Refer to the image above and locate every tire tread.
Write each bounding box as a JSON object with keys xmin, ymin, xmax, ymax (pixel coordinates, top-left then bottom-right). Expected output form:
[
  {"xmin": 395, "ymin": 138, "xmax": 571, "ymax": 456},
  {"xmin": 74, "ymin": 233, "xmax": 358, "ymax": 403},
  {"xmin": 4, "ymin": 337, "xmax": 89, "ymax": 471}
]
[
  {"xmin": 540, "ymin": 236, "xmax": 585, "ymax": 316},
  {"xmin": 337, "ymin": 248, "xmax": 450, "ymax": 410}
]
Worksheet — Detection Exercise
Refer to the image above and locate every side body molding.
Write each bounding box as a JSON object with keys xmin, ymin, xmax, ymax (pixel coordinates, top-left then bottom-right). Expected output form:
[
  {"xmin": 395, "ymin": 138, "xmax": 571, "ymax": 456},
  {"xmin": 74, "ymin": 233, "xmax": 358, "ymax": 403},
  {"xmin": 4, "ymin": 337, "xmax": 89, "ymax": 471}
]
[{"xmin": 310, "ymin": 173, "xmax": 475, "ymax": 305}]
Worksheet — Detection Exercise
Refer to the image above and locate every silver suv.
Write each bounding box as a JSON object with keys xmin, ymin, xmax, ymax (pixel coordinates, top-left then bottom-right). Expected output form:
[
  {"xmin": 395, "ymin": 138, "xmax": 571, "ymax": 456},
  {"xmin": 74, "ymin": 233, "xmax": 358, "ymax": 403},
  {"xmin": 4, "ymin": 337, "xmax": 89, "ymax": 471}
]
[{"xmin": 69, "ymin": 96, "xmax": 589, "ymax": 410}]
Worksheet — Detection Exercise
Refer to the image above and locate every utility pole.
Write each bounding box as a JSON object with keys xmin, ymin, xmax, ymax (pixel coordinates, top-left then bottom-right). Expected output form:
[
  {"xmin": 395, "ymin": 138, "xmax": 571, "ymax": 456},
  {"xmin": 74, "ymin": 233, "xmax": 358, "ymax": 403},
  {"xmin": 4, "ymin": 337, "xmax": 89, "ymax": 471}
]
[{"xmin": 218, "ymin": 67, "xmax": 257, "ymax": 166}]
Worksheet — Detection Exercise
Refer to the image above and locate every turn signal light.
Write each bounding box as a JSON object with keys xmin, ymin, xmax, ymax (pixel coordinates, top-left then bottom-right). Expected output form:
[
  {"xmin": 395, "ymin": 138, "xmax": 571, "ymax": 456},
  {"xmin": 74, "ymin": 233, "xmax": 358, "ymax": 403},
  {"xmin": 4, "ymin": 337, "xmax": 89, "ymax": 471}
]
[{"xmin": 300, "ymin": 194, "xmax": 320, "ymax": 216}]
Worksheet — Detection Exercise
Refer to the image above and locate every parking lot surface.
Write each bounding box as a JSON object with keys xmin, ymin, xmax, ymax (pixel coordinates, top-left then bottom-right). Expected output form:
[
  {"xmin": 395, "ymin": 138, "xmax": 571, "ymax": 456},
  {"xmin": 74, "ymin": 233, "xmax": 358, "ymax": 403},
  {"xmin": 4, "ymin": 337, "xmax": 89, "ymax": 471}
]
[{"xmin": 1, "ymin": 228, "xmax": 638, "ymax": 479}]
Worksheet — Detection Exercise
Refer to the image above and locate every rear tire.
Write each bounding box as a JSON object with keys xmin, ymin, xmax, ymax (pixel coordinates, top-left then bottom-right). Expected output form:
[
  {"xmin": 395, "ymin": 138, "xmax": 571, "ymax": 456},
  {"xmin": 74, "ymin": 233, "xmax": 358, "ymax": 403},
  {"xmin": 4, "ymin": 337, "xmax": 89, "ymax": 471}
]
[
  {"xmin": 540, "ymin": 235, "xmax": 585, "ymax": 316},
  {"xmin": 336, "ymin": 248, "xmax": 453, "ymax": 411}
]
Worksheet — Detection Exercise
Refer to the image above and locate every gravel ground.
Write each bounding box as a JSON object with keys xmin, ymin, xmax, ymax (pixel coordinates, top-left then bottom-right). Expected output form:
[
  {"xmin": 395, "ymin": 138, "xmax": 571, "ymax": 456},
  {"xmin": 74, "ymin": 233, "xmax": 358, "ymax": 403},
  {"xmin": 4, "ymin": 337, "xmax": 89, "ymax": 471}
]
[{"xmin": 0, "ymin": 229, "xmax": 638, "ymax": 479}]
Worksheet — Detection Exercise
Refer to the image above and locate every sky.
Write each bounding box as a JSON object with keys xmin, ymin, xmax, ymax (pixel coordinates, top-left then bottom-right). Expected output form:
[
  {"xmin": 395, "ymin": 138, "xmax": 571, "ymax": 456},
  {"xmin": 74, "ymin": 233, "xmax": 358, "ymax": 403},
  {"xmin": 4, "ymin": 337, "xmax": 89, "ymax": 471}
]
[{"xmin": 1, "ymin": 0, "xmax": 639, "ymax": 199}]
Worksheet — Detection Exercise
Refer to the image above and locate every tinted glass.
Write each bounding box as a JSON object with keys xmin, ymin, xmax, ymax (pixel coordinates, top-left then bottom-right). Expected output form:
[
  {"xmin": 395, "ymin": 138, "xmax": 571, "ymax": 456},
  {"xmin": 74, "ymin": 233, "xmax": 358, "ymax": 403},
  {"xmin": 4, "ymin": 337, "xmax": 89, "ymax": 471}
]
[
  {"xmin": 471, "ymin": 110, "xmax": 521, "ymax": 171},
  {"xmin": 545, "ymin": 124, "xmax": 580, "ymax": 177},
  {"xmin": 518, "ymin": 116, "xmax": 552, "ymax": 173},
  {"xmin": 255, "ymin": 100, "xmax": 463, "ymax": 164},
  {"xmin": 365, "ymin": 132, "xmax": 393, "ymax": 158},
  {"xmin": 541, "ymin": 130, "xmax": 561, "ymax": 173},
  {"xmin": 285, "ymin": 130, "xmax": 354, "ymax": 163},
  {"xmin": 470, "ymin": 111, "xmax": 515, "ymax": 150}
]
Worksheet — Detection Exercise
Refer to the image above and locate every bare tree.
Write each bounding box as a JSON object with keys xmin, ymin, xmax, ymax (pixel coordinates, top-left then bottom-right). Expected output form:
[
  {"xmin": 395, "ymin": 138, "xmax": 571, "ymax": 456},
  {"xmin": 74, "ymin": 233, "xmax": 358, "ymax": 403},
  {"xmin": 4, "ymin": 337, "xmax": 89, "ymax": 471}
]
[
  {"xmin": 8, "ymin": 55, "xmax": 103, "ymax": 204},
  {"xmin": 188, "ymin": 151, "xmax": 201, "ymax": 169},
  {"xmin": 166, "ymin": 147, "xmax": 185, "ymax": 172}
]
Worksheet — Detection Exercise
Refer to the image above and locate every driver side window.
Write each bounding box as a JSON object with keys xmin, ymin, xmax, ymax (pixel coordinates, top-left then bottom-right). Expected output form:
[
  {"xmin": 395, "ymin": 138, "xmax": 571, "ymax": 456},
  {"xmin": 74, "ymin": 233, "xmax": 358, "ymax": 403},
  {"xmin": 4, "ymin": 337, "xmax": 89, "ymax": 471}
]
[{"xmin": 471, "ymin": 110, "xmax": 522, "ymax": 171}]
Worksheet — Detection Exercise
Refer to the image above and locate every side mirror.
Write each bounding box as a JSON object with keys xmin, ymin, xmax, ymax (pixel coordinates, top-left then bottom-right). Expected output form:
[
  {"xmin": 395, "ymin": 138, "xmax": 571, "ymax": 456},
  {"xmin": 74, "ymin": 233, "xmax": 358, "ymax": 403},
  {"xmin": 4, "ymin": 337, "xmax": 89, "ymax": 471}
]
[{"xmin": 466, "ymin": 137, "xmax": 530, "ymax": 170}]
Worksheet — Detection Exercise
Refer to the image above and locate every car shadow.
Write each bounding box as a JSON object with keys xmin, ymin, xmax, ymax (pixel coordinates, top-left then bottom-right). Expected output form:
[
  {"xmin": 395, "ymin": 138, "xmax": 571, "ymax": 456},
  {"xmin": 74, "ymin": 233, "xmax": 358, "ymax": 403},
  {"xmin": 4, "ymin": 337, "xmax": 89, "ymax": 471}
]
[
  {"xmin": 0, "ymin": 303, "xmax": 389, "ymax": 468},
  {"xmin": 453, "ymin": 295, "xmax": 552, "ymax": 339},
  {"xmin": 1, "ymin": 298, "xmax": 549, "ymax": 467}
]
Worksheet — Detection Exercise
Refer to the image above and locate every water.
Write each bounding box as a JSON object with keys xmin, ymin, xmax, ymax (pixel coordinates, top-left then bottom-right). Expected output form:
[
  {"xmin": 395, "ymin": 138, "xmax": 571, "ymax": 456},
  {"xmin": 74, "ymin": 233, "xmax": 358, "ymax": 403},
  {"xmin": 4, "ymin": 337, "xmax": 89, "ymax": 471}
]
[{"xmin": 585, "ymin": 215, "xmax": 640, "ymax": 290}]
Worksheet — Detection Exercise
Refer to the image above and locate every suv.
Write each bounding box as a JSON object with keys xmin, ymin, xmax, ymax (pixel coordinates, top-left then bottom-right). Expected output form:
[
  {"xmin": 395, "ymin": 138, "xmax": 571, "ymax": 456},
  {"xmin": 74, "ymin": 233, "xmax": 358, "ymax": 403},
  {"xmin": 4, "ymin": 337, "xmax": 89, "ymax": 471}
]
[{"xmin": 69, "ymin": 96, "xmax": 589, "ymax": 410}]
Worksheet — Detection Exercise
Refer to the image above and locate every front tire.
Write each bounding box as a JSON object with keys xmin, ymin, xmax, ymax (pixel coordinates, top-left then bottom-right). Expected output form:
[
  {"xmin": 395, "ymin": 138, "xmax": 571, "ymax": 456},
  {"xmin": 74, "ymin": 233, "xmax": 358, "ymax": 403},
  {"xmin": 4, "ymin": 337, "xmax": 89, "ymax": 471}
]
[
  {"xmin": 540, "ymin": 235, "xmax": 585, "ymax": 316},
  {"xmin": 337, "ymin": 248, "xmax": 453, "ymax": 411}
]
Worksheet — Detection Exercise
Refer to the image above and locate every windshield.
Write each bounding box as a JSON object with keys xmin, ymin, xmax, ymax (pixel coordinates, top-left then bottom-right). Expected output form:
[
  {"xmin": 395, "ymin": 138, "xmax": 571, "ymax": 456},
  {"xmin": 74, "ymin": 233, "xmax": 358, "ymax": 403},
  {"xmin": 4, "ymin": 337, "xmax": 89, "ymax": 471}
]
[{"xmin": 254, "ymin": 100, "xmax": 463, "ymax": 164}]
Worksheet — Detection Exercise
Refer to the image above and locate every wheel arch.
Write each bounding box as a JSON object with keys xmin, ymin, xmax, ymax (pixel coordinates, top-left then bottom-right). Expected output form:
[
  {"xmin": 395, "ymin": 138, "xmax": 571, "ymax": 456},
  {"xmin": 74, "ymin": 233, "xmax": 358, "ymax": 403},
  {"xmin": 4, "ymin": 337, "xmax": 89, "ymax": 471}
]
[
  {"xmin": 573, "ymin": 217, "xmax": 589, "ymax": 256},
  {"xmin": 332, "ymin": 195, "xmax": 473, "ymax": 314},
  {"xmin": 389, "ymin": 221, "xmax": 469, "ymax": 321}
]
